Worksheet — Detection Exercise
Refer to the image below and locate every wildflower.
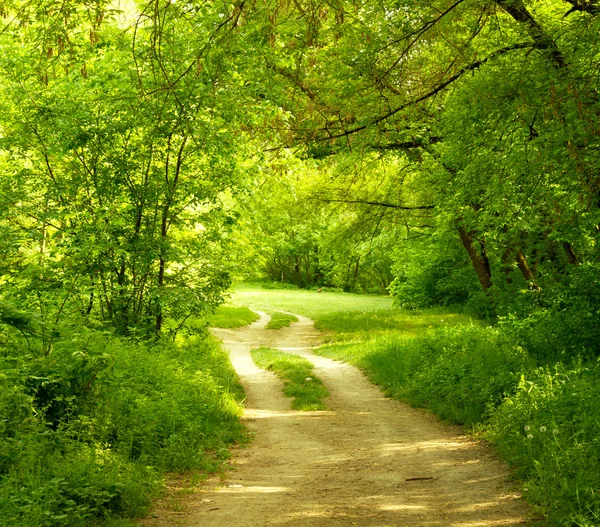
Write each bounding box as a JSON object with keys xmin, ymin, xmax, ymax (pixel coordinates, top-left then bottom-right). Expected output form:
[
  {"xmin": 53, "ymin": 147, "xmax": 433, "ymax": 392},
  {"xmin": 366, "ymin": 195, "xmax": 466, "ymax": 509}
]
[
  {"xmin": 527, "ymin": 434, "xmax": 533, "ymax": 439},
  {"xmin": 524, "ymin": 425, "xmax": 531, "ymax": 432},
  {"xmin": 540, "ymin": 426, "xmax": 547, "ymax": 433},
  {"xmin": 553, "ymin": 429, "xmax": 559, "ymax": 435},
  {"xmin": 305, "ymin": 377, "xmax": 312, "ymax": 382}
]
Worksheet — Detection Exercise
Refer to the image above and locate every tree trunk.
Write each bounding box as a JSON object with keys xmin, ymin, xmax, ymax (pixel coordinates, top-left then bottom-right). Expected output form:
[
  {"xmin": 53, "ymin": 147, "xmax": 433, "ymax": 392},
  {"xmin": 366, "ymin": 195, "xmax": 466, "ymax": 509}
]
[
  {"xmin": 458, "ymin": 226, "xmax": 493, "ymax": 292},
  {"xmin": 562, "ymin": 242, "xmax": 579, "ymax": 266},
  {"xmin": 501, "ymin": 248, "xmax": 513, "ymax": 284},
  {"xmin": 515, "ymin": 248, "xmax": 540, "ymax": 289}
]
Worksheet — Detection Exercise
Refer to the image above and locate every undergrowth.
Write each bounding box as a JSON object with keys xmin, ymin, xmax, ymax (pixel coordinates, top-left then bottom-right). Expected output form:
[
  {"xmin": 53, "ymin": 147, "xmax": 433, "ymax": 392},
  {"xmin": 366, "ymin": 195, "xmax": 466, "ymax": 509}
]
[
  {"xmin": 0, "ymin": 330, "xmax": 246, "ymax": 526},
  {"xmin": 250, "ymin": 347, "xmax": 329, "ymax": 411}
]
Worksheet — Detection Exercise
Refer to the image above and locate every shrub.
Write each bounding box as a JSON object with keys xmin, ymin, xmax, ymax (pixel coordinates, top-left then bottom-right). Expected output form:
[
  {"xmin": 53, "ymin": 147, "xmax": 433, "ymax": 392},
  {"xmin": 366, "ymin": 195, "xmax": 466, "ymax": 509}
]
[
  {"xmin": 355, "ymin": 326, "xmax": 533, "ymax": 425},
  {"xmin": 486, "ymin": 363, "xmax": 600, "ymax": 526},
  {"xmin": 0, "ymin": 331, "xmax": 245, "ymax": 526}
]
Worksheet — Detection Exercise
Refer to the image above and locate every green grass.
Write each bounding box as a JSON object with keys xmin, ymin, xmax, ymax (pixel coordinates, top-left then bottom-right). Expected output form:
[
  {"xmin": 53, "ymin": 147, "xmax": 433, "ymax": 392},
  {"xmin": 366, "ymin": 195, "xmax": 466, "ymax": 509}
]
[
  {"xmin": 231, "ymin": 283, "xmax": 394, "ymax": 319},
  {"xmin": 315, "ymin": 308, "xmax": 476, "ymax": 342},
  {"xmin": 265, "ymin": 311, "xmax": 298, "ymax": 330},
  {"xmin": 208, "ymin": 305, "xmax": 260, "ymax": 328},
  {"xmin": 250, "ymin": 347, "xmax": 329, "ymax": 411},
  {"xmin": 231, "ymin": 284, "xmax": 473, "ymax": 343}
]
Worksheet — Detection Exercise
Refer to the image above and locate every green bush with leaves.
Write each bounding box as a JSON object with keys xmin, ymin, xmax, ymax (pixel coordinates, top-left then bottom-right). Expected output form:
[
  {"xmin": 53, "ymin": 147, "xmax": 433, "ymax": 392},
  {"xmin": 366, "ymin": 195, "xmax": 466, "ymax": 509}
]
[
  {"xmin": 0, "ymin": 329, "xmax": 245, "ymax": 526},
  {"xmin": 487, "ymin": 364, "xmax": 600, "ymax": 526},
  {"xmin": 320, "ymin": 325, "xmax": 533, "ymax": 425}
]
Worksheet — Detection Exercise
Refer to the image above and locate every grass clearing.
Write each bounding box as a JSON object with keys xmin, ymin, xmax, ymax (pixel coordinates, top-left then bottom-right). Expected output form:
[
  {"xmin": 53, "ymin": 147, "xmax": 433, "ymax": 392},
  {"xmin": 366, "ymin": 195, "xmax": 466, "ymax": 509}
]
[
  {"xmin": 231, "ymin": 284, "xmax": 473, "ymax": 343},
  {"xmin": 231, "ymin": 284, "xmax": 394, "ymax": 319},
  {"xmin": 265, "ymin": 311, "xmax": 298, "ymax": 330},
  {"xmin": 315, "ymin": 309, "xmax": 476, "ymax": 342},
  {"xmin": 250, "ymin": 347, "xmax": 329, "ymax": 411}
]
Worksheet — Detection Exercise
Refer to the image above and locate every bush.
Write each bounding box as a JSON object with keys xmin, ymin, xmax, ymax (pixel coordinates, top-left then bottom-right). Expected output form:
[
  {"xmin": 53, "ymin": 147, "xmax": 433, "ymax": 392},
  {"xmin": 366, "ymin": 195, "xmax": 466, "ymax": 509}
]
[
  {"xmin": 353, "ymin": 326, "xmax": 533, "ymax": 425},
  {"xmin": 390, "ymin": 234, "xmax": 480, "ymax": 310},
  {"xmin": 0, "ymin": 331, "xmax": 246, "ymax": 526},
  {"xmin": 499, "ymin": 262, "xmax": 600, "ymax": 363},
  {"xmin": 487, "ymin": 363, "xmax": 600, "ymax": 526}
]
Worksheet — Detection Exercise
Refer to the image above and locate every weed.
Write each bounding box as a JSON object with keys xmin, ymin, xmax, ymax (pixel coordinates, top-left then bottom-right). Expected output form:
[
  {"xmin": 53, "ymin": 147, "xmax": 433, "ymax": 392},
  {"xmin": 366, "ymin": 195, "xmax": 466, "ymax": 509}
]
[
  {"xmin": 0, "ymin": 332, "xmax": 247, "ymax": 526},
  {"xmin": 487, "ymin": 363, "xmax": 600, "ymax": 525}
]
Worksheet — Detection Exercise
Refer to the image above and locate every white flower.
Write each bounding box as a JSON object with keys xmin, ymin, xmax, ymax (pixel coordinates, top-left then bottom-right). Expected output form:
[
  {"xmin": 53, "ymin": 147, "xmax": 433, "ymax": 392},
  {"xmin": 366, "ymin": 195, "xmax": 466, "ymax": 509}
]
[
  {"xmin": 524, "ymin": 425, "xmax": 531, "ymax": 432},
  {"xmin": 540, "ymin": 426, "xmax": 547, "ymax": 433},
  {"xmin": 305, "ymin": 377, "xmax": 312, "ymax": 382},
  {"xmin": 527, "ymin": 434, "xmax": 534, "ymax": 440}
]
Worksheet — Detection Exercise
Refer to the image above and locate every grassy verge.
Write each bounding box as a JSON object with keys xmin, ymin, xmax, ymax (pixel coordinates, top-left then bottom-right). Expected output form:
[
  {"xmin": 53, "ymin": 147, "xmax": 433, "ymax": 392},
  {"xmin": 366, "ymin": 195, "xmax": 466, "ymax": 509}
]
[
  {"xmin": 315, "ymin": 318, "xmax": 600, "ymax": 526},
  {"xmin": 265, "ymin": 311, "xmax": 298, "ymax": 330},
  {"xmin": 0, "ymin": 332, "xmax": 247, "ymax": 527},
  {"xmin": 250, "ymin": 347, "xmax": 329, "ymax": 411}
]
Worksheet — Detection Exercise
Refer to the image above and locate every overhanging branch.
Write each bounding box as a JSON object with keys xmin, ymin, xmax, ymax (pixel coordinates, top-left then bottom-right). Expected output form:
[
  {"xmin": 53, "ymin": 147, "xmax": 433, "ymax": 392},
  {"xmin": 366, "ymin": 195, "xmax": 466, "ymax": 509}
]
[
  {"xmin": 314, "ymin": 42, "xmax": 537, "ymax": 142},
  {"xmin": 318, "ymin": 198, "xmax": 435, "ymax": 210}
]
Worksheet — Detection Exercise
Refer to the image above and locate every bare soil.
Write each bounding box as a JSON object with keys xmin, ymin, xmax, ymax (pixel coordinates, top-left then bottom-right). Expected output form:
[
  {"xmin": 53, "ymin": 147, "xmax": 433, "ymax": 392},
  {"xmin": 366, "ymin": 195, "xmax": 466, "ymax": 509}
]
[{"xmin": 140, "ymin": 312, "xmax": 533, "ymax": 526}]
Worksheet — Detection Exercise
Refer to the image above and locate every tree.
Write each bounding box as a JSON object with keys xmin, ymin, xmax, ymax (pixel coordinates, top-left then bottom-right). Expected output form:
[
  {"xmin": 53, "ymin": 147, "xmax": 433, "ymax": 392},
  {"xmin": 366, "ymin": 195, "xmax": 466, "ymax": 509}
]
[{"xmin": 0, "ymin": 0, "xmax": 254, "ymax": 338}]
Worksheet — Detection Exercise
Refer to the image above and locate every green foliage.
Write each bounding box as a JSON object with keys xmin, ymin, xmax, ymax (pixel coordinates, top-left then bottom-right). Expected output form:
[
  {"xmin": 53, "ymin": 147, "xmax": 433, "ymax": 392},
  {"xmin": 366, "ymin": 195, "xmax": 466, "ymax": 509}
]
[
  {"xmin": 0, "ymin": 330, "xmax": 246, "ymax": 526},
  {"xmin": 250, "ymin": 347, "xmax": 328, "ymax": 411},
  {"xmin": 206, "ymin": 306, "xmax": 260, "ymax": 329},
  {"xmin": 319, "ymin": 326, "xmax": 532, "ymax": 425},
  {"xmin": 265, "ymin": 311, "xmax": 298, "ymax": 330},
  {"xmin": 487, "ymin": 364, "xmax": 600, "ymax": 526},
  {"xmin": 500, "ymin": 262, "xmax": 600, "ymax": 362},
  {"xmin": 390, "ymin": 232, "xmax": 481, "ymax": 311},
  {"xmin": 233, "ymin": 155, "xmax": 399, "ymax": 293}
]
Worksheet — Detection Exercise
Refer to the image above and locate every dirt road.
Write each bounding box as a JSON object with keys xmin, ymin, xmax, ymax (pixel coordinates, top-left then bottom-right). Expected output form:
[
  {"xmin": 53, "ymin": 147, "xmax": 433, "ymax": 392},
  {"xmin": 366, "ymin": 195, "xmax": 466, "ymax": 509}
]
[{"xmin": 142, "ymin": 312, "xmax": 532, "ymax": 526}]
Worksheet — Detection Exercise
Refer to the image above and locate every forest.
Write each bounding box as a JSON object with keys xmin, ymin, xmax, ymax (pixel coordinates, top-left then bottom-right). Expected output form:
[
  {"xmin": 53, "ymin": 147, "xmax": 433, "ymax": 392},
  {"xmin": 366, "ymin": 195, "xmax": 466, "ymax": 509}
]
[{"xmin": 1, "ymin": 0, "xmax": 600, "ymax": 525}]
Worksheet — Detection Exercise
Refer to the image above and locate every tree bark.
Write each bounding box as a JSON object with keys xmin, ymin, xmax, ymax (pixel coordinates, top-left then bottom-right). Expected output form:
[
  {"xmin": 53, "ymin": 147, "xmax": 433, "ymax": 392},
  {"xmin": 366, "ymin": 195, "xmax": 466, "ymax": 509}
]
[
  {"xmin": 515, "ymin": 248, "xmax": 540, "ymax": 289},
  {"xmin": 458, "ymin": 226, "xmax": 493, "ymax": 292},
  {"xmin": 562, "ymin": 242, "xmax": 579, "ymax": 266},
  {"xmin": 495, "ymin": 0, "xmax": 566, "ymax": 69}
]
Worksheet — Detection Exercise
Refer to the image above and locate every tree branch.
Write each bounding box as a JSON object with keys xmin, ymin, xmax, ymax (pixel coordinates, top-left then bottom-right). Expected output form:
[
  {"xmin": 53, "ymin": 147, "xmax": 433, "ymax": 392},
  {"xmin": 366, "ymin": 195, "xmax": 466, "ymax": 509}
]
[
  {"xmin": 313, "ymin": 42, "xmax": 536, "ymax": 141},
  {"xmin": 317, "ymin": 198, "xmax": 435, "ymax": 210},
  {"xmin": 495, "ymin": 0, "xmax": 566, "ymax": 68},
  {"xmin": 562, "ymin": 0, "xmax": 600, "ymax": 15}
]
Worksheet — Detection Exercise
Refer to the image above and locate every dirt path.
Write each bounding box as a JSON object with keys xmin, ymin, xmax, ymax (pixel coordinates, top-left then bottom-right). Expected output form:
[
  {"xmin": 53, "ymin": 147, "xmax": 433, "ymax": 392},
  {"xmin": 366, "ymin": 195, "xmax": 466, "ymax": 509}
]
[{"xmin": 142, "ymin": 313, "xmax": 532, "ymax": 526}]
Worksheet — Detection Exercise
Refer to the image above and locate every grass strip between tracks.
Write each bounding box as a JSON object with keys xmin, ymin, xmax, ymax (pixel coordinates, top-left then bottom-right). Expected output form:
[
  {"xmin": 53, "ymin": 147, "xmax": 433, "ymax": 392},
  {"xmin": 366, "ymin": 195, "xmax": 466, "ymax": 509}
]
[{"xmin": 251, "ymin": 347, "xmax": 329, "ymax": 411}]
